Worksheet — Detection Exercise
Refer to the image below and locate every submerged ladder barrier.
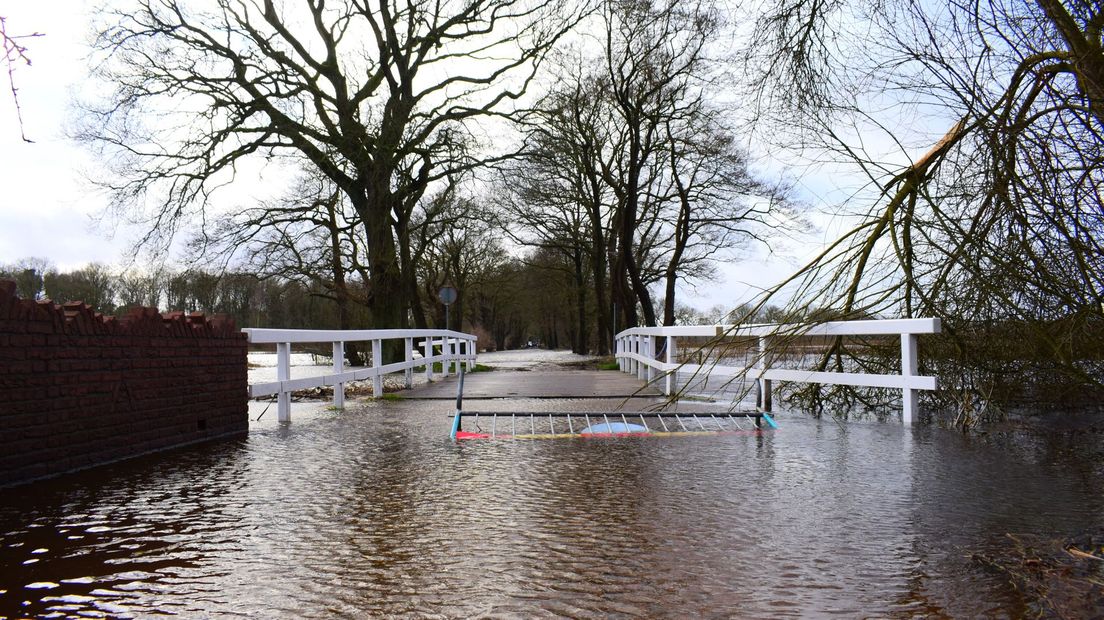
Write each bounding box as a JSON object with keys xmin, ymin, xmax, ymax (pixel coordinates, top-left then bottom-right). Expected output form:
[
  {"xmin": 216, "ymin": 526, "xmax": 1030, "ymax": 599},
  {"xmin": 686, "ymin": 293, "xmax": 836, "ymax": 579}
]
[
  {"xmin": 449, "ymin": 366, "xmax": 776, "ymax": 439},
  {"xmin": 244, "ymin": 327, "xmax": 476, "ymax": 423},
  {"xmin": 450, "ymin": 410, "xmax": 776, "ymax": 440},
  {"xmin": 615, "ymin": 318, "xmax": 941, "ymax": 424}
]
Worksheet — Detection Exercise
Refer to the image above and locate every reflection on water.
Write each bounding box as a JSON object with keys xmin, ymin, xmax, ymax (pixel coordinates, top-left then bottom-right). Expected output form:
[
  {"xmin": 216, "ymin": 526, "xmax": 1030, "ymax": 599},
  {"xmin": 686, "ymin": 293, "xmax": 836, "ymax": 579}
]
[{"xmin": 1, "ymin": 398, "xmax": 1102, "ymax": 618}]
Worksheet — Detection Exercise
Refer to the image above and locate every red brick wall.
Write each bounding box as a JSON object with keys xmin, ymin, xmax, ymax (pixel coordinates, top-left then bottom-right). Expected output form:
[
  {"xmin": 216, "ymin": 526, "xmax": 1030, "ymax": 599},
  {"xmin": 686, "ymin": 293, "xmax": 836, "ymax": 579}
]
[{"xmin": 0, "ymin": 280, "xmax": 248, "ymax": 487}]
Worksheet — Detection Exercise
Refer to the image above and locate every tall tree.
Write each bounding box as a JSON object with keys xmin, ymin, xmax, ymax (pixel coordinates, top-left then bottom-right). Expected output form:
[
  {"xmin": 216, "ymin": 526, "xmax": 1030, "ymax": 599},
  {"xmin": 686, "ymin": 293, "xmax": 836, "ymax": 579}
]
[
  {"xmin": 503, "ymin": 0, "xmax": 799, "ymax": 350},
  {"xmin": 656, "ymin": 113, "xmax": 794, "ymax": 326},
  {"xmin": 498, "ymin": 115, "xmax": 595, "ymax": 353},
  {"xmin": 600, "ymin": 0, "xmax": 719, "ymax": 327},
  {"xmin": 81, "ymin": 0, "xmax": 587, "ymax": 342}
]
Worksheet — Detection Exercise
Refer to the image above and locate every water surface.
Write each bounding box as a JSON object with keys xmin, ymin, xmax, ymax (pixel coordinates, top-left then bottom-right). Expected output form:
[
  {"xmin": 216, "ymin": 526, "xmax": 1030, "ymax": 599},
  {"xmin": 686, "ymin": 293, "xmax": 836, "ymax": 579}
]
[{"xmin": 1, "ymin": 396, "xmax": 1101, "ymax": 618}]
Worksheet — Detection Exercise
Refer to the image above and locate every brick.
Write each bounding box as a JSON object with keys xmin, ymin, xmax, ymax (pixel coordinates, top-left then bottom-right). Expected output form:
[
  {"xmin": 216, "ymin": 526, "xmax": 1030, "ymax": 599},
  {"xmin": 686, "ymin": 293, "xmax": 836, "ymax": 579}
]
[{"xmin": 2, "ymin": 286, "xmax": 247, "ymax": 487}]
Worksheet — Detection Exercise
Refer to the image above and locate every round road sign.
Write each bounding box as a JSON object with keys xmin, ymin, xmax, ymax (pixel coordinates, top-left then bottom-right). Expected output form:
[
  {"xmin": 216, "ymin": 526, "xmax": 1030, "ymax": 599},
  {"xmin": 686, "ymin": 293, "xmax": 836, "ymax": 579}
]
[{"xmin": 438, "ymin": 286, "xmax": 459, "ymax": 305}]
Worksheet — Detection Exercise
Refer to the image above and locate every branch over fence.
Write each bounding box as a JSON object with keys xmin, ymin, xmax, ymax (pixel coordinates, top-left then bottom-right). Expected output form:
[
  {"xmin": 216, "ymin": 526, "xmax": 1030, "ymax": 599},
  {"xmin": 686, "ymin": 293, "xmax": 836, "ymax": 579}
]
[{"xmin": 615, "ymin": 318, "xmax": 940, "ymax": 423}]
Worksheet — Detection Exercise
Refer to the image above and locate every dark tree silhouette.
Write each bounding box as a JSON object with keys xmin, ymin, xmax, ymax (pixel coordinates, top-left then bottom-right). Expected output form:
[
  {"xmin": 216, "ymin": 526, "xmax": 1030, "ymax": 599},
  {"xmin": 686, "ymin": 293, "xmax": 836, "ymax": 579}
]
[{"xmin": 79, "ymin": 0, "xmax": 588, "ymax": 340}]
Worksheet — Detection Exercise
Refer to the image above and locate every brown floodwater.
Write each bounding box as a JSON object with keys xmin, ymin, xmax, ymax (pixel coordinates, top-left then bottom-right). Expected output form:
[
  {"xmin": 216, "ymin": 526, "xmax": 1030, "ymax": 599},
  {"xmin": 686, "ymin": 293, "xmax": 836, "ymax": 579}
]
[{"xmin": 1, "ymin": 397, "xmax": 1102, "ymax": 618}]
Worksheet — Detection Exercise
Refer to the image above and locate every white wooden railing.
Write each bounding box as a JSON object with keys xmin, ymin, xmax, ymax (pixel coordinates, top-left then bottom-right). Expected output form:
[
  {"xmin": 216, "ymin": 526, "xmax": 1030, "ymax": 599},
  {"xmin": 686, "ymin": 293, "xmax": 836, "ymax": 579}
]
[
  {"xmin": 615, "ymin": 318, "xmax": 941, "ymax": 424},
  {"xmin": 243, "ymin": 328, "xmax": 477, "ymax": 423}
]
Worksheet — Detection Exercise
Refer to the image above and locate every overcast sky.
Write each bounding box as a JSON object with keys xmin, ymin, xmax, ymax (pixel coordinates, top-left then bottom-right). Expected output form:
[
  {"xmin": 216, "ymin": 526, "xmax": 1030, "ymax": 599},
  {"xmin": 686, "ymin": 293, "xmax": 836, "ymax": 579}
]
[
  {"xmin": 0, "ymin": 2, "xmax": 132, "ymax": 272},
  {"xmin": 0, "ymin": 2, "xmax": 883, "ymax": 313}
]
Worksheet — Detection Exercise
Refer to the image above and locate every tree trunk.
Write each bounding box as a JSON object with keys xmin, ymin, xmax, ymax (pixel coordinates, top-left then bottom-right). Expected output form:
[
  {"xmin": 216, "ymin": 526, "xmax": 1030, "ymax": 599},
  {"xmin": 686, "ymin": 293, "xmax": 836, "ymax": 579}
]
[
  {"xmin": 355, "ymin": 184, "xmax": 405, "ymax": 362},
  {"xmin": 587, "ymin": 202, "xmax": 611, "ymax": 355},
  {"xmin": 396, "ymin": 215, "xmax": 428, "ymax": 330},
  {"xmin": 573, "ymin": 250, "xmax": 589, "ymax": 354},
  {"xmin": 663, "ymin": 164, "xmax": 693, "ymax": 327},
  {"xmin": 619, "ymin": 117, "xmax": 657, "ymax": 327},
  {"xmin": 609, "ymin": 228, "xmax": 637, "ymax": 329},
  {"xmin": 1035, "ymin": 0, "xmax": 1104, "ymax": 129},
  {"xmin": 453, "ymin": 293, "xmax": 464, "ymax": 332},
  {"xmin": 326, "ymin": 198, "xmax": 365, "ymax": 365}
]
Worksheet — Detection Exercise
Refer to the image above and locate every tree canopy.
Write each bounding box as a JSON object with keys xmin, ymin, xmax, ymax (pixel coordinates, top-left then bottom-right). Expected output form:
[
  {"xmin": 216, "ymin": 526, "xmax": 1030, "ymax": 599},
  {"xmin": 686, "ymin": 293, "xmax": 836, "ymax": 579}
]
[{"xmin": 80, "ymin": 0, "xmax": 587, "ymax": 335}]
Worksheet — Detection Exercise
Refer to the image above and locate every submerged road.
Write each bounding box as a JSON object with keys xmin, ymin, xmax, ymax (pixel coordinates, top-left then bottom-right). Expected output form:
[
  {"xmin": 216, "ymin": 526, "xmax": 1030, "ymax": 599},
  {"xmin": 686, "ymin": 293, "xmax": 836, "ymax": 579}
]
[{"xmin": 404, "ymin": 367, "xmax": 663, "ymax": 400}]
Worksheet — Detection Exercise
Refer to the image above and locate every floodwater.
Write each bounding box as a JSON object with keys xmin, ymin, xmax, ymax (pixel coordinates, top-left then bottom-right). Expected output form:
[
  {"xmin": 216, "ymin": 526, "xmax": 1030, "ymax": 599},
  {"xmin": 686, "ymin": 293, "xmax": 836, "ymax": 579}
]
[{"xmin": 1, "ymin": 393, "xmax": 1102, "ymax": 618}]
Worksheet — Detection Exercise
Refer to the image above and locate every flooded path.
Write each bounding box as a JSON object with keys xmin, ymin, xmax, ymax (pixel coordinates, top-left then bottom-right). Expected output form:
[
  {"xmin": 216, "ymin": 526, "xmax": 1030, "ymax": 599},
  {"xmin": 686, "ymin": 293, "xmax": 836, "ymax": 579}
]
[{"xmin": 1, "ymin": 354, "xmax": 1102, "ymax": 617}]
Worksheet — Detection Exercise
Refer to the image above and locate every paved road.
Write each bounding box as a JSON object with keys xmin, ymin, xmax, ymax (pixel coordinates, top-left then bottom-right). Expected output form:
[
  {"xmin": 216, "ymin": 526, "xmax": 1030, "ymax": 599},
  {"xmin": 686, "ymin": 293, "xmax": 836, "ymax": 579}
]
[
  {"xmin": 404, "ymin": 368, "xmax": 662, "ymax": 399},
  {"xmin": 404, "ymin": 349, "xmax": 662, "ymax": 400}
]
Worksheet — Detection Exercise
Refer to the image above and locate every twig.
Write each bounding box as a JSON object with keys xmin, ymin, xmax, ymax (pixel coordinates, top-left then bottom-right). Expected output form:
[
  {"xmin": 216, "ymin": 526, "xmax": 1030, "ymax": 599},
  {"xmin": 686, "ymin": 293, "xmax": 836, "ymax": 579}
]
[{"xmin": 1, "ymin": 16, "xmax": 44, "ymax": 143}]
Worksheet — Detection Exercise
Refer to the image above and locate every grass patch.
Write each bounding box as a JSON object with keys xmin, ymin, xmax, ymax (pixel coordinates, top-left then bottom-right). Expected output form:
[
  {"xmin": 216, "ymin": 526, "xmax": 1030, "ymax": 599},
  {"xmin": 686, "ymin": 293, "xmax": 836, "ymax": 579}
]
[
  {"xmin": 377, "ymin": 393, "xmax": 405, "ymax": 401},
  {"xmin": 597, "ymin": 361, "xmax": 621, "ymax": 371}
]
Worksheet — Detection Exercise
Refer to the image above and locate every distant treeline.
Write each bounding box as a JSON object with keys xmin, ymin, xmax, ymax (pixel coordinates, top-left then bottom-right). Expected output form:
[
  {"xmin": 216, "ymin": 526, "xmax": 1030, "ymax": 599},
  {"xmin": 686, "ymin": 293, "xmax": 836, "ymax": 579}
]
[
  {"xmin": 1, "ymin": 261, "xmax": 345, "ymax": 328},
  {"xmin": 0, "ymin": 258, "xmax": 761, "ymax": 352}
]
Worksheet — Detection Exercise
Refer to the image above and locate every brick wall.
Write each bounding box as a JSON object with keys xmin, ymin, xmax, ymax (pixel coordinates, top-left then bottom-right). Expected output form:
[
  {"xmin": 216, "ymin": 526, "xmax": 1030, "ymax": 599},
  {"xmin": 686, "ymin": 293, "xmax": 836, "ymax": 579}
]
[{"xmin": 0, "ymin": 280, "xmax": 248, "ymax": 487}]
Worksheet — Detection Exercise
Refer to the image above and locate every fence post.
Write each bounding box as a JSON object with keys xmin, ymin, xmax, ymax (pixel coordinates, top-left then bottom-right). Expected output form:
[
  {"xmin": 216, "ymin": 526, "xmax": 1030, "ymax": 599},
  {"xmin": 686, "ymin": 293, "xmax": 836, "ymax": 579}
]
[
  {"xmin": 372, "ymin": 338, "xmax": 383, "ymax": 398},
  {"xmin": 443, "ymin": 337, "xmax": 452, "ymax": 376},
  {"xmin": 636, "ymin": 334, "xmax": 643, "ymax": 376},
  {"xmin": 441, "ymin": 336, "xmax": 448, "ymax": 376},
  {"xmin": 665, "ymin": 336, "xmax": 677, "ymax": 395},
  {"xmin": 757, "ymin": 336, "xmax": 772, "ymax": 412},
  {"xmin": 647, "ymin": 335, "xmax": 657, "ymax": 382},
  {"xmin": 423, "ymin": 340, "xmax": 431, "ymax": 381},
  {"xmin": 465, "ymin": 338, "xmax": 474, "ymax": 371},
  {"xmin": 636, "ymin": 335, "xmax": 642, "ymax": 379},
  {"xmin": 332, "ymin": 341, "xmax": 345, "ymax": 409},
  {"xmin": 277, "ymin": 342, "xmax": 291, "ymax": 423},
  {"xmin": 404, "ymin": 337, "xmax": 414, "ymax": 389},
  {"xmin": 631, "ymin": 335, "xmax": 640, "ymax": 375},
  {"xmin": 901, "ymin": 333, "xmax": 918, "ymax": 424},
  {"xmin": 616, "ymin": 336, "xmax": 624, "ymax": 372}
]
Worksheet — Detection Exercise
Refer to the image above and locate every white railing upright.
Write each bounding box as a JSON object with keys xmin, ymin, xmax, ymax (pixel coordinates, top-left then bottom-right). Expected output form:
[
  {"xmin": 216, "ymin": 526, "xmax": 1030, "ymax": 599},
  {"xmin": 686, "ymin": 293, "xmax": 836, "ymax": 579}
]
[
  {"xmin": 243, "ymin": 328, "xmax": 477, "ymax": 423},
  {"xmin": 614, "ymin": 318, "xmax": 941, "ymax": 424}
]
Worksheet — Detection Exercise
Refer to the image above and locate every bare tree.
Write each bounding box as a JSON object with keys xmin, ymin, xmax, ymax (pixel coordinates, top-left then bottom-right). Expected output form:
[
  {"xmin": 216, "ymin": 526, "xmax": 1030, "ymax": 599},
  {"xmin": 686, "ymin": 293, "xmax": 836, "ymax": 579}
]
[
  {"xmin": 80, "ymin": 0, "xmax": 588, "ymax": 344},
  {"xmin": 202, "ymin": 170, "xmax": 369, "ymax": 326},
  {"xmin": 501, "ymin": 0, "xmax": 801, "ymax": 353},
  {"xmin": 116, "ymin": 267, "xmax": 165, "ymax": 309},
  {"xmin": 737, "ymin": 0, "xmax": 1104, "ymax": 422},
  {"xmin": 417, "ymin": 195, "xmax": 506, "ymax": 332},
  {"xmin": 502, "ymin": 63, "xmax": 616, "ymax": 352},
  {"xmin": 600, "ymin": 0, "xmax": 723, "ymax": 328}
]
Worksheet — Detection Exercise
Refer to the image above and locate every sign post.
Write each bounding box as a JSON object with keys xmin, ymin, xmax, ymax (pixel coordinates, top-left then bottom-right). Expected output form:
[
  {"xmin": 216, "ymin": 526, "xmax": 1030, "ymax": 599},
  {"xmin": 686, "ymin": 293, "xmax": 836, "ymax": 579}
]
[{"xmin": 438, "ymin": 285, "xmax": 458, "ymax": 330}]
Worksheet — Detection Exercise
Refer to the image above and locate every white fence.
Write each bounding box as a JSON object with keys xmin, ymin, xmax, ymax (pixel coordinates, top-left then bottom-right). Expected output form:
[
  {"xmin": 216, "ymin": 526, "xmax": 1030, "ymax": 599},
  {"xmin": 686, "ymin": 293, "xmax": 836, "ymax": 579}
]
[
  {"xmin": 614, "ymin": 318, "xmax": 941, "ymax": 424},
  {"xmin": 243, "ymin": 328, "xmax": 477, "ymax": 423}
]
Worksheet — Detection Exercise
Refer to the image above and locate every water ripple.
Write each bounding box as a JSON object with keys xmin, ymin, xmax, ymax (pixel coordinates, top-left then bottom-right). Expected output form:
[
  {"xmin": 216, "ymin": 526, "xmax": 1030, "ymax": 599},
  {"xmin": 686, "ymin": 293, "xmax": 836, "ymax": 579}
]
[{"xmin": 1, "ymin": 399, "xmax": 1102, "ymax": 617}]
